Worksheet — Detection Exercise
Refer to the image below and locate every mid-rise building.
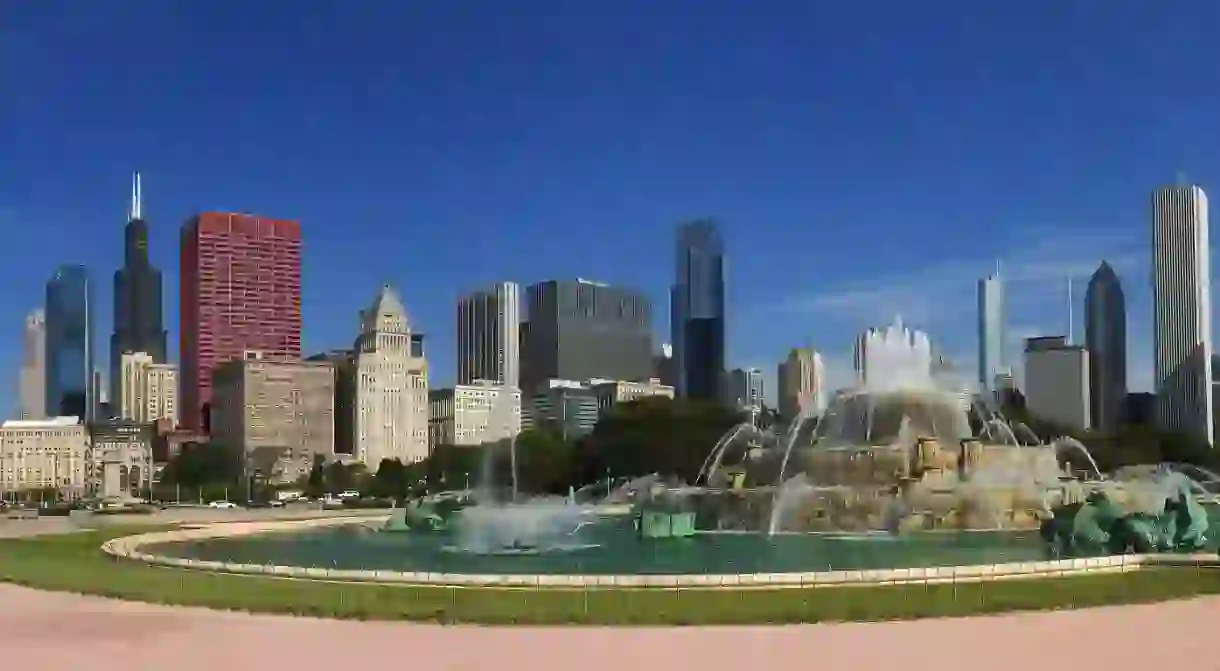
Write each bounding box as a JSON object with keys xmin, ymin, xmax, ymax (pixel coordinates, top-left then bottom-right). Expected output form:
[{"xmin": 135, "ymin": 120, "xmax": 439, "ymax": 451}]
[
  {"xmin": 45, "ymin": 265, "xmax": 96, "ymax": 420},
  {"xmin": 86, "ymin": 419, "xmax": 153, "ymax": 499},
  {"xmin": 18, "ymin": 309, "xmax": 46, "ymax": 420},
  {"xmin": 306, "ymin": 350, "xmax": 355, "ymax": 455},
  {"xmin": 671, "ymin": 220, "xmax": 726, "ymax": 401},
  {"xmin": 778, "ymin": 347, "xmax": 825, "ymax": 421},
  {"xmin": 520, "ymin": 279, "xmax": 652, "ymax": 391},
  {"xmin": 179, "ymin": 212, "xmax": 302, "ymax": 431},
  {"xmin": 1024, "ymin": 336, "xmax": 1091, "ymax": 432},
  {"xmin": 1085, "ymin": 261, "xmax": 1128, "ymax": 432},
  {"xmin": 110, "ymin": 173, "xmax": 168, "ymax": 406},
  {"xmin": 353, "ymin": 285, "xmax": 429, "ymax": 469},
  {"xmin": 0, "ymin": 417, "xmax": 88, "ymax": 499},
  {"xmin": 457, "ymin": 282, "xmax": 520, "ymax": 388},
  {"xmin": 118, "ymin": 352, "xmax": 177, "ymax": 425},
  {"xmin": 589, "ymin": 378, "xmax": 674, "ymax": 412},
  {"xmin": 210, "ymin": 356, "xmax": 334, "ymax": 484},
  {"xmin": 977, "ymin": 268, "xmax": 1005, "ymax": 393},
  {"xmin": 523, "ymin": 379, "xmax": 600, "ymax": 439},
  {"xmin": 428, "ymin": 382, "xmax": 521, "ymax": 447},
  {"xmin": 726, "ymin": 367, "xmax": 765, "ymax": 412},
  {"xmin": 1152, "ymin": 184, "xmax": 1213, "ymax": 446}
]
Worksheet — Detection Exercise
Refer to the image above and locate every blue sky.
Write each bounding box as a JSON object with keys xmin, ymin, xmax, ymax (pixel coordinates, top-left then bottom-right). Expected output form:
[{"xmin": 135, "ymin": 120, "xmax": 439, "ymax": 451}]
[{"xmin": 3, "ymin": 1, "xmax": 1219, "ymax": 414}]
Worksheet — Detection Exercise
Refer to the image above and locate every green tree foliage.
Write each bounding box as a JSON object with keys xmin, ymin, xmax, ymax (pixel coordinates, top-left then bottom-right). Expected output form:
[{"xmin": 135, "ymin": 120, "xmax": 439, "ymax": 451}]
[
  {"xmin": 512, "ymin": 429, "xmax": 575, "ymax": 494},
  {"xmin": 305, "ymin": 454, "xmax": 326, "ymax": 498},
  {"xmin": 159, "ymin": 442, "xmax": 242, "ymax": 487},
  {"xmin": 371, "ymin": 458, "xmax": 408, "ymax": 498}
]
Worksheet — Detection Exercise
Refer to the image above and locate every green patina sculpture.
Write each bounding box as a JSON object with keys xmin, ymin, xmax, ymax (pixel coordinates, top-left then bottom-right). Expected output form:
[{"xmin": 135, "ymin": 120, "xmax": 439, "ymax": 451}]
[{"xmin": 1040, "ymin": 482, "xmax": 1209, "ymax": 557}]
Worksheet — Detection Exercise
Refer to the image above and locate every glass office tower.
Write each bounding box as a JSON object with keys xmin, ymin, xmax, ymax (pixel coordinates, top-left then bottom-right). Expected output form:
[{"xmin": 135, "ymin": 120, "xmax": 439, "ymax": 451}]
[{"xmin": 45, "ymin": 264, "xmax": 95, "ymax": 420}]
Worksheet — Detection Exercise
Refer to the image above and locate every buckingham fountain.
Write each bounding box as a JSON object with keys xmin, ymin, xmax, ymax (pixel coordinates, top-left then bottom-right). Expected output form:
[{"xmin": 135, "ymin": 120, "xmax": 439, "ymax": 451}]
[{"xmin": 147, "ymin": 319, "xmax": 1219, "ymax": 577}]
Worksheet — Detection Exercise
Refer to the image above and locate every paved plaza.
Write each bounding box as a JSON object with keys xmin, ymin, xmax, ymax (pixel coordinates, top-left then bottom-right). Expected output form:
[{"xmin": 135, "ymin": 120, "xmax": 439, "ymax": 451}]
[{"xmin": 0, "ymin": 582, "xmax": 1215, "ymax": 671}]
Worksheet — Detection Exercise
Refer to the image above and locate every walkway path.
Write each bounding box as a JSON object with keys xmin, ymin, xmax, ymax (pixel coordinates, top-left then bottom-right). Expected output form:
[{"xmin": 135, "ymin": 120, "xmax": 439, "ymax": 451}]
[{"xmin": 1, "ymin": 583, "xmax": 1215, "ymax": 671}]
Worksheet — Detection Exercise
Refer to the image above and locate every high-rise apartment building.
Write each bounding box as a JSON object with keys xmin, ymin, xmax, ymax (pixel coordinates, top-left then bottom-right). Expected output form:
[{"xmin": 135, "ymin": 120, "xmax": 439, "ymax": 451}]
[
  {"xmin": 1085, "ymin": 261, "xmax": 1127, "ymax": 432},
  {"xmin": 18, "ymin": 309, "xmax": 46, "ymax": 420},
  {"xmin": 977, "ymin": 268, "xmax": 1004, "ymax": 393},
  {"xmin": 118, "ymin": 352, "xmax": 177, "ymax": 425},
  {"xmin": 111, "ymin": 173, "xmax": 167, "ymax": 405},
  {"xmin": 210, "ymin": 357, "xmax": 334, "ymax": 484},
  {"xmin": 179, "ymin": 213, "xmax": 302, "ymax": 430},
  {"xmin": 457, "ymin": 282, "xmax": 520, "ymax": 388},
  {"xmin": 778, "ymin": 347, "xmax": 824, "ymax": 421},
  {"xmin": 520, "ymin": 279, "xmax": 652, "ymax": 391},
  {"xmin": 45, "ymin": 265, "xmax": 95, "ymax": 420},
  {"xmin": 1152, "ymin": 185, "xmax": 1213, "ymax": 446},
  {"xmin": 671, "ymin": 220, "xmax": 726, "ymax": 401},
  {"xmin": 353, "ymin": 285, "xmax": 430, "ymax": 468}
]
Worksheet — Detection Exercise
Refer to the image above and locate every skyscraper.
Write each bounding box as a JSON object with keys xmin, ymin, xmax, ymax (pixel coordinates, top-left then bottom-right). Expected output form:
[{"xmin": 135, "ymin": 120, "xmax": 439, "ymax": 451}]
[
  {"xmin": 778, "ymin": 347, "xmax": 824, "ymax": 421},
  {"xmin": 180, "ymin": 212, "xmax": 302, "ymax": 430},
  {"xmin": 1152, "ymin": 184, "xmax": 1213, "ymax": 446},
  {"xmin": 976, "ymin": 268, "xmax": 1004, "ymax": 393},
  {"xmin": 456, "ymin": 282, "xmax": 520, "ymax": 388},
  {"xmin": 520, "ymin": 279, "xmax": 652, "ymax": 390},
  {"xmin": 671, "ymin": 219, "xmax": 726, "ymax": 401},
  {"xmin": 111, "ymin": 173, "xmax": 167, "ymax": 406},
  {"xmin": 18, "ymin": 308, "xmax": 46, "ymax": 420},
  {"xmin": 1084, "ymin": 261, "xmax": 1127, "ymax": 432},
  {"xmin": 45, "ymin": 265, "xmax": 95, "ymax": 419}
]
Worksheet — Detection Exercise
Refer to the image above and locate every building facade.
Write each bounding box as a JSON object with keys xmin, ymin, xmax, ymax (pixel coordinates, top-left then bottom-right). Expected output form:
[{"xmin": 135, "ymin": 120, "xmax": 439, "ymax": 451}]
[
  {"xmin": 777, "ymin": 347, "xmax": 825, "ymax": 421},
  {"xmin": 977, "ymin": 269, "xmax": 1005, "ymax": 393},
  {"xmin": 589, "ymin": 378, "xmax": 674, "ymax": 413},
  {"xmin": 1024, "ymin": 336, "xmax": 1091, "ymax": 432},
  {"xmin": 0, "ymin": 417, "xmax": 88, "ymax": 499},
  {"xmin": 118, "ymin": 352, "xmax": 177, "ymax": 425},
  {"xmin": 726, "ymin": 367, "xmax": 765, "ymax": 413},
  {"xmin": 111, "ymin": 173, "xmax": 168, "ymax": 405},
  {"xmin": 521, "ymin": 279, "xmax": 652, "ymax": 391},
  {"xmin": 1152, "ymin": 185, "xmax": 1213, "ymax": 446},
  {"xmin": 18, "ymin": 309, "xmax": 46, "ymax": 420},
  {"xmin": 523, "ymin": 380, "xmax": 600, "ymax": 439},
  {"xmin": 1084, "ymin": 261, "xmax": 1128, "ymax": 432},
  {"xmin": 45, "ymin": 265, "xmax": 95, "ymax": 420},
  {"xmin": 457, "ymin": 282, "xmax": 520, "ymax": 388},
  {"xmin": 306, "ymin": 350, "xmax": 355, "ymax": 455},
  {"xmin": 86, "ymin": 420, "xmax": 154, "ymax": 499},
  {"xmin": 671, "ymin": 220, "xmax": 726, "ymax": 401},
  {"xmin": 210, "ymin": 357, "xmax": 334, "ymax": 484},
  {"xmin": 179, "ymin": 212, "xmax": 302, "ymax": 431},
  {"xmin": 428, "ymin": 382, "xmax": 521, "ymax": 447},
  {"xmin": 353, "ymin": 285, "xmax": 430, "ymax": 469}
]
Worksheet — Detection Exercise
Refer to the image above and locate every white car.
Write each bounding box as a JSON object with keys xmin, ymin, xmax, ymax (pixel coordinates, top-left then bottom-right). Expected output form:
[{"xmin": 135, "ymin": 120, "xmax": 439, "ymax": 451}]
[{"xmin": 208, "ymin": 500, "xmax": 239, "ymax": 509}]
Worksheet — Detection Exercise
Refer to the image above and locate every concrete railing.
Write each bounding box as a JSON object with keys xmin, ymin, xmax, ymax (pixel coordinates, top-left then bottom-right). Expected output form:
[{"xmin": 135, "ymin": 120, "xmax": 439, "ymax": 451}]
[{"xmin": 101, "ymin": 518, "xmax": 1220, "ymax": 589}]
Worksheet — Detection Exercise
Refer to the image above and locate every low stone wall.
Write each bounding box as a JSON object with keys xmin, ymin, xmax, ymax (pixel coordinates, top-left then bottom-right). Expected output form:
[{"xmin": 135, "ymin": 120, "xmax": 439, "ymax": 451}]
[{"xmin": 101, "ymin": 518, "xmax": 1220, "ymax": 589}]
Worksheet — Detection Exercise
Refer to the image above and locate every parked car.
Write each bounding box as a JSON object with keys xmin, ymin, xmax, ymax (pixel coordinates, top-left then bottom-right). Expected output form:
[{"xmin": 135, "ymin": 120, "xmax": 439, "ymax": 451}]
[{"xmin": 207, "ymin": 500, "xmax": 239, "ymax": 509}]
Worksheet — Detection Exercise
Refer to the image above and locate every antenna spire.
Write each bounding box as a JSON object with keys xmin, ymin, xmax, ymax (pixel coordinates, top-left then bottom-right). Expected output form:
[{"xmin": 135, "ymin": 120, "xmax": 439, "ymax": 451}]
[
  {"xmin": 1066, "ymin": 275, "xmax": 1074, "ymax": 344},
  {"xmin": 130, "ymin": 172, "xmax": 142, "ymax": 221}
]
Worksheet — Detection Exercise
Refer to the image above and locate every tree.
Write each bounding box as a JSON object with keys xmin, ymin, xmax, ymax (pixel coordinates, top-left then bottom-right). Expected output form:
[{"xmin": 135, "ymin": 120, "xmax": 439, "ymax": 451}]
[
  {"xmin": 305, "ymin": 454, "xmax": 325, "ymax": 498},
  {"xmin": 372, "ymin": 458, "xmax": 408, "ymax": 497},
  {"xmin": 160, "ymin": 442, "xmax": 241, "ymax": 487},
  {"xmin": 513, "ymin": 429, "xmax": 574, "ymax": 494}
]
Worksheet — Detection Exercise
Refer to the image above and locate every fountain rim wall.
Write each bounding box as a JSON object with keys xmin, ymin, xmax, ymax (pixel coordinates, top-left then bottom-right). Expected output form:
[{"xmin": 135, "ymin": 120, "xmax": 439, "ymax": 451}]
[{"xmin": 100, "ymin": 516, "xmax": 1220, "ymax": 589}]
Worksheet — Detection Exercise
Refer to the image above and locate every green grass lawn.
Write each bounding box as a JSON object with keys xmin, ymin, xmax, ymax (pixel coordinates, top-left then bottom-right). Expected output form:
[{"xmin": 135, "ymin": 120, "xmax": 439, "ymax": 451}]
[{"xmin": 2, "ymin": 527, "xmax": 1219, "ymax": 625}]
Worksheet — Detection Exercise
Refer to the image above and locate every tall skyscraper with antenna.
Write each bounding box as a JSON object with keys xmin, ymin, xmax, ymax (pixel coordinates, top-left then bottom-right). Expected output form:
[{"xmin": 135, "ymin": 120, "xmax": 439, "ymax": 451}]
[{"xmin": 111, "ymin": 172, "xmax": 167, "ymax": 410}]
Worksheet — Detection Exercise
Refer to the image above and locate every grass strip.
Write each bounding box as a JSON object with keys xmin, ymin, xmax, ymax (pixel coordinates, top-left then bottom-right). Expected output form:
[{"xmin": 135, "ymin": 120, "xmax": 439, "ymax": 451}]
[{"xmin": 1, "ymin": 527, "xmax": 1219, "ymax": 625}]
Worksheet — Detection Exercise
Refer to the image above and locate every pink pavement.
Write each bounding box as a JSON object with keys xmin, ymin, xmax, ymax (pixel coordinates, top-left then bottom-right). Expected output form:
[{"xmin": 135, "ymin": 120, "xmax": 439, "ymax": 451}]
[{"xmin": 2, "ymin": 582, "xmax": 1216, "ymax": 670}]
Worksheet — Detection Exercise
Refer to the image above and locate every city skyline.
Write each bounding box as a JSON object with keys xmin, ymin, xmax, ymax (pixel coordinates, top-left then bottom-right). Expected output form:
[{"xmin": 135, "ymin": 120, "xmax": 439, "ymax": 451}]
[{"xmin": 8, "ymin": 3, "xmax": 1220, "ymax": 415}]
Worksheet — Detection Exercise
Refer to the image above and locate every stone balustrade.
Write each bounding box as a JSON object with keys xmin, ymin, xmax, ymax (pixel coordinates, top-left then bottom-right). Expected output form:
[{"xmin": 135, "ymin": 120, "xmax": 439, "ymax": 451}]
[{"xmin": 100, "ymin": 517, "xmax": 1220, "ymax": 589}]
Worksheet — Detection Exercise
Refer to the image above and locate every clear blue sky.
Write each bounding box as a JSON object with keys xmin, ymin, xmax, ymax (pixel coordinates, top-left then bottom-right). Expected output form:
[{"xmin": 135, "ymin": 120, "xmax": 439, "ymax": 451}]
[{"xmin": 3, "ymin": 1, "xmax": 1219, "ymax": 414}]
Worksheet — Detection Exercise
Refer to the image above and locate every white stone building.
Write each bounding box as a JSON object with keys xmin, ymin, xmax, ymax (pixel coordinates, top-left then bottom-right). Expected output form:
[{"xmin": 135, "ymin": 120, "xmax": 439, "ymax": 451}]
[
  {"xmin": 354, "ymin": 285, "xmax": 430, "ymax": 469},
  {"xmin": 428, "ymin": 381, "xmax": 521, "ymax": 447},
  {"xmin": 0, "ymin": 416, "xmax": 89, "ymax": 499},
  {"xmin": 118, "ymin": 352, "xmax": 178, "ymax": 425}
]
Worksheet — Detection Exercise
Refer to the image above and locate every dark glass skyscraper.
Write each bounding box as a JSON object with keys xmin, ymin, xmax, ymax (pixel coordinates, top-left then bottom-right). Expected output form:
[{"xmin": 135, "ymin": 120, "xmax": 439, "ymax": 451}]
[
  {"xmin": 671, "ymin": 219, "xmax": 726, "ymax": 401},
  {"xmin": 45, "ymin": 264, "xmax": 95, "ymax": 419},
  {"xmin": 111, "ymin": 173, "xmax": 167, "ymax": 403},
  {"xmin": 1085, "ymin": 261, "xmax": 1127, "ymax": 431},
  {"xmin": 520, "ymin": 279, "xmax": 652, "ymax": 391}
]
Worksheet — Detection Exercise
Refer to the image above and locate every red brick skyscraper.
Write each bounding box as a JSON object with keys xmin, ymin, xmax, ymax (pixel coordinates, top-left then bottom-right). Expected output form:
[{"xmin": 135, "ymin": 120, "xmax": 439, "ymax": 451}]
[{"xmin": 179, "ymin": 213, "xmax": 302, "ymax": 430}]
